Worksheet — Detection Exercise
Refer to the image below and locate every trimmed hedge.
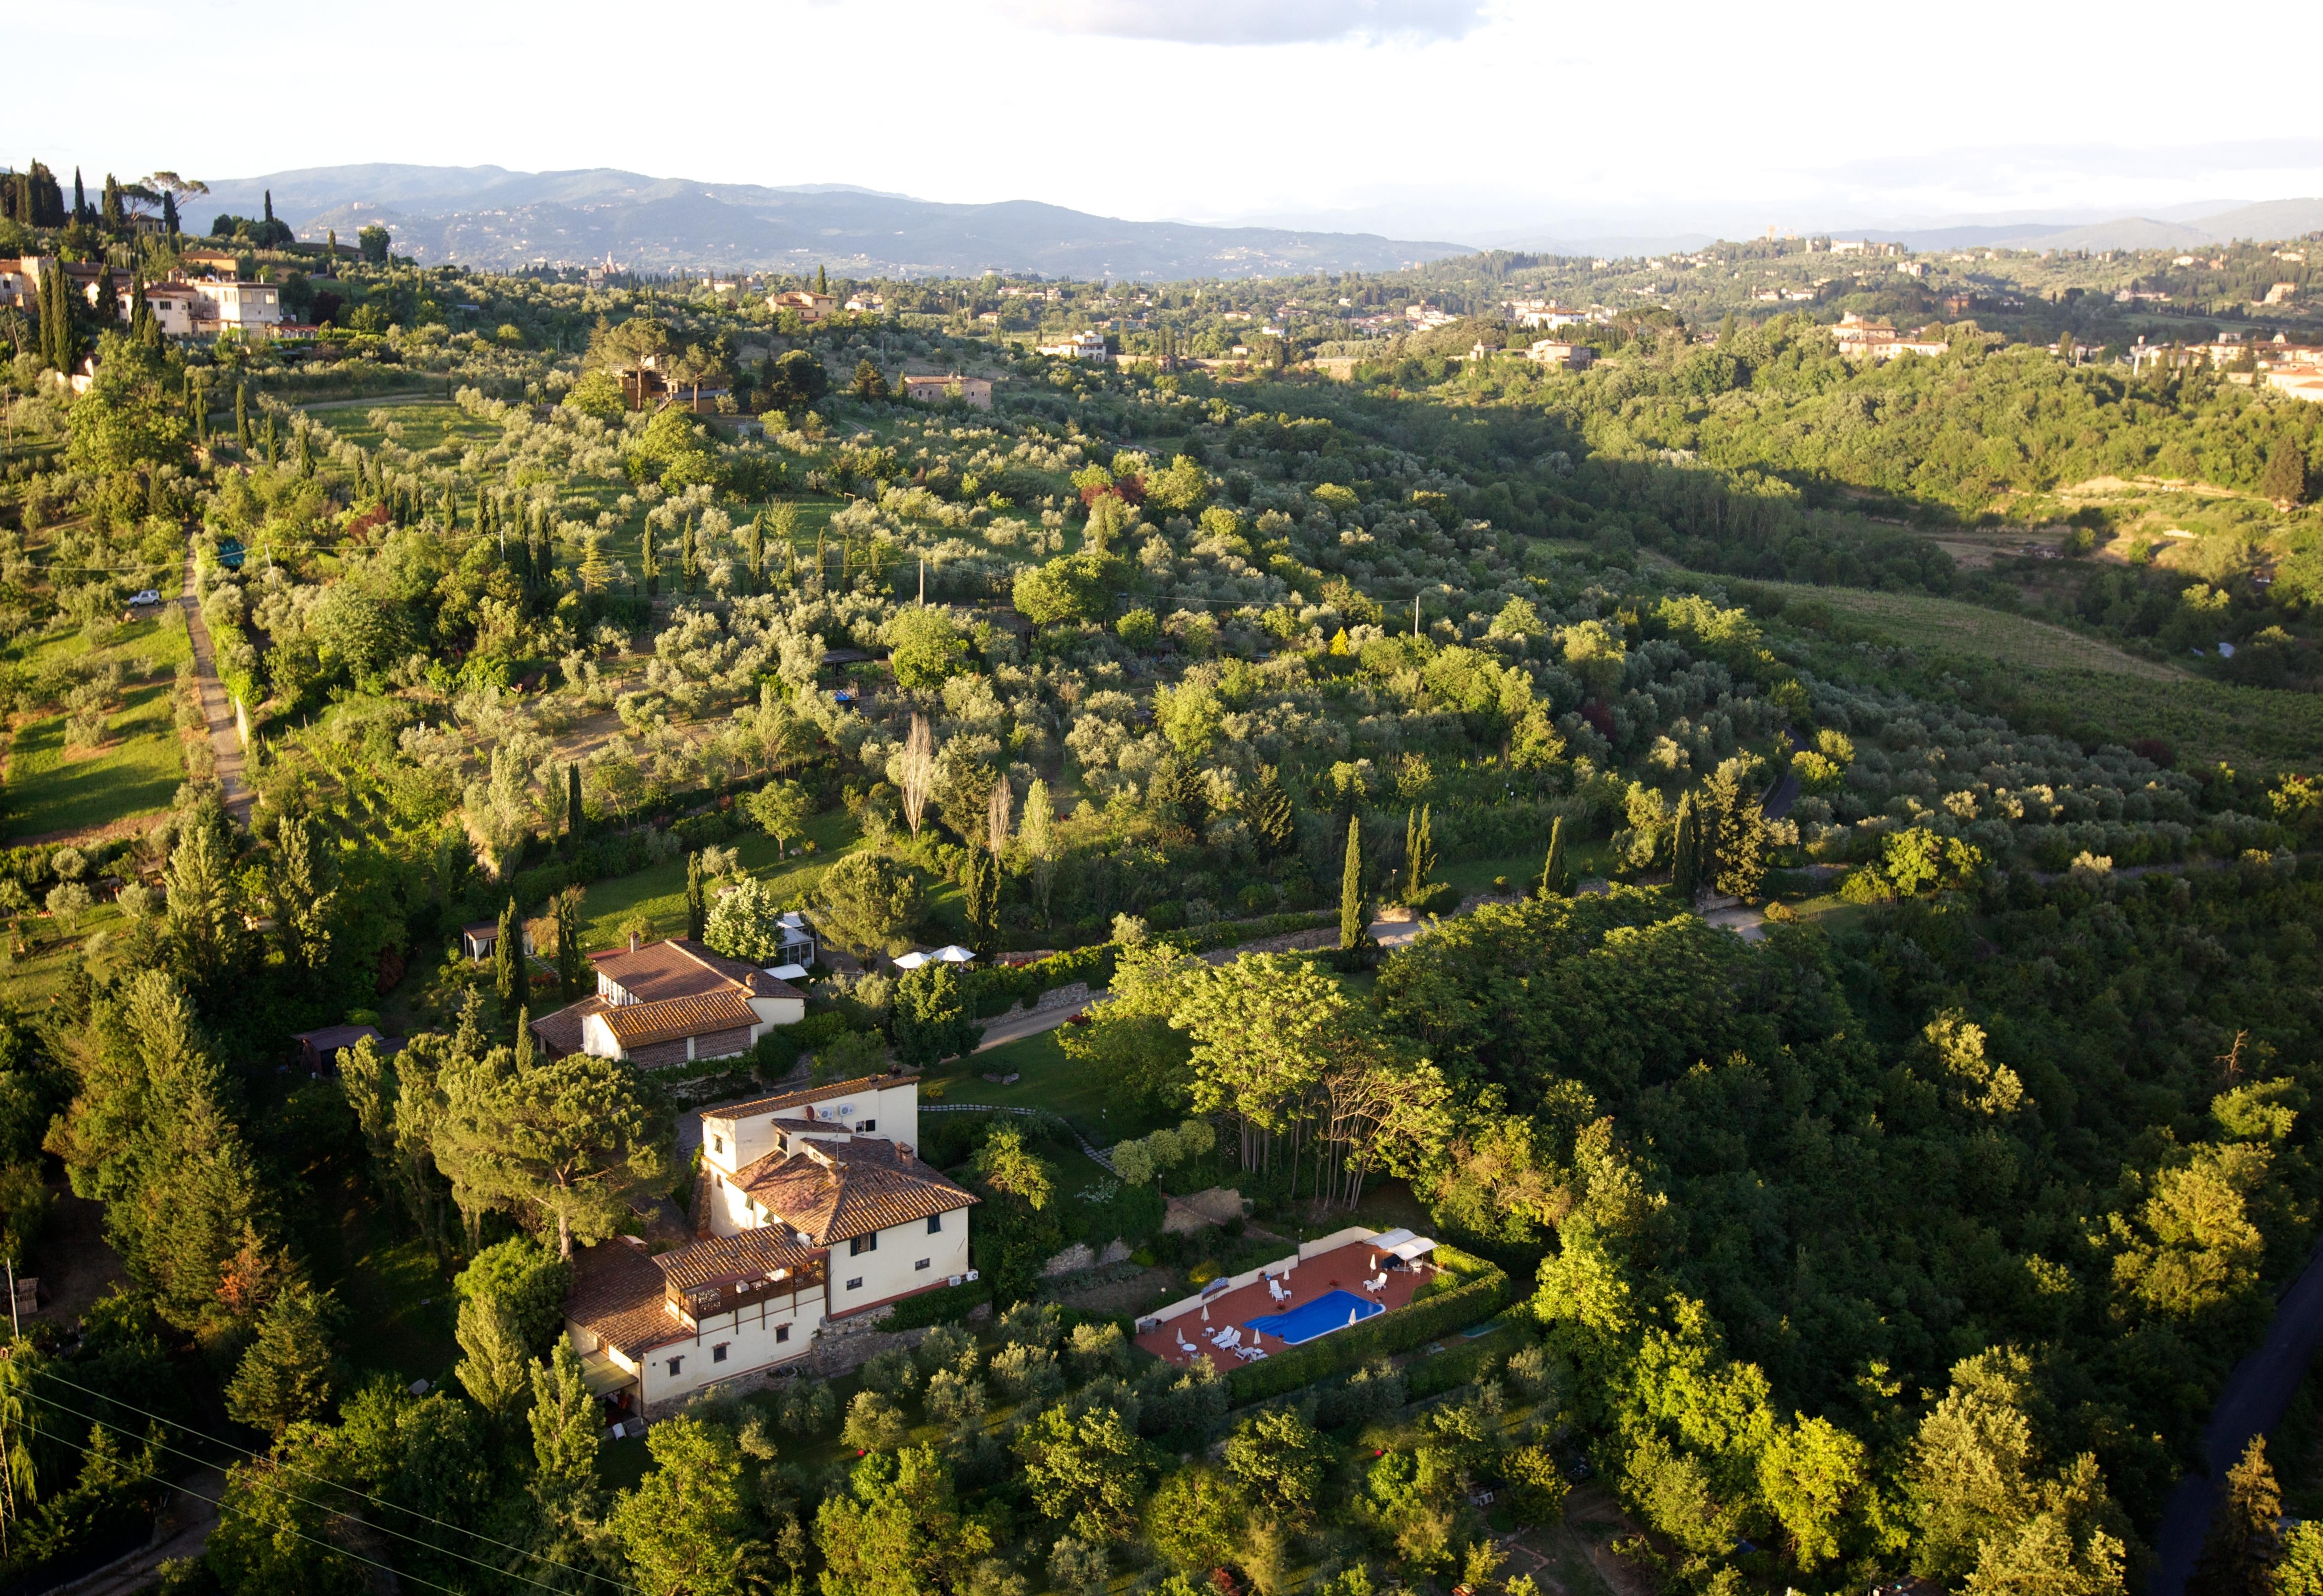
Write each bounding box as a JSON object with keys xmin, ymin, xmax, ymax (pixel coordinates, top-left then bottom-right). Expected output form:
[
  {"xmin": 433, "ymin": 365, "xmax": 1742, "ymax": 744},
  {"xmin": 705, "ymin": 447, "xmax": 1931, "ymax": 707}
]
[
  {"xmin": 1223, "ymin": 1254, "xmax": 1514, "ymax": 1406},
  {"xmin": 880, "ymin": 1277, "xmax": 992, "ymax": 1331}
]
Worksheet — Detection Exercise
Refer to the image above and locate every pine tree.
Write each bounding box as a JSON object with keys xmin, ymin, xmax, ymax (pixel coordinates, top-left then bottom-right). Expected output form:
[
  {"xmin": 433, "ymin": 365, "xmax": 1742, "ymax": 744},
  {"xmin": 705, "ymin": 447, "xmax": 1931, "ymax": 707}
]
[
  {"xmin": 685, "ymin": 852, "xmax": 706, "ymax": 941},
  {"xmin": 1670, "ymin": 793, "xmax": 1701, "ymax": 906},
  {"xmin": 2261, "ymin": 438, "xmax": 2309, "ymax": 506},
  {"xmin": 494, "ymin": 897, "xmax": 520, "ymax": 1008},
  {"xmin": 1339, "ymin": 817, "xmax": 1366, "ymax": 950},
  {"xmin": 1539, "ymin": 814, "xmax": 1571, "ymax": 898},
  {"xmin": 2193, "ymin": 1436, "xmax": 2283, "ymax": 1596},
  {"xmin": 567, "ymin": 764, "xmax": 585, "ymax": 851},
  {"xmin": 1248, "ymin": 766, "xmax": 1296, "ymax": 857}
]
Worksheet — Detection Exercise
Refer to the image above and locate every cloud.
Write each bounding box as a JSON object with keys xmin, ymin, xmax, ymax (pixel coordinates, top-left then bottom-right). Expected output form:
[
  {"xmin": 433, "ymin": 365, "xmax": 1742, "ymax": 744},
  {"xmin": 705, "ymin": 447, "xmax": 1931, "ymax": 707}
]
[{"xmin": 997, "ymin": 0, "xmax": 1486, "ymax": 45}]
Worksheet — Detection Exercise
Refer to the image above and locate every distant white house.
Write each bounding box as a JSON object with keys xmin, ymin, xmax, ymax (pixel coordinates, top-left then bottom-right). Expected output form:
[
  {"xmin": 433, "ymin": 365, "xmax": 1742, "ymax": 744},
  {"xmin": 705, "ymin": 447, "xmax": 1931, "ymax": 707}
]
[{"xmin": 1037, "ymin": 331, "xmax": 1109, "ymax": 360}]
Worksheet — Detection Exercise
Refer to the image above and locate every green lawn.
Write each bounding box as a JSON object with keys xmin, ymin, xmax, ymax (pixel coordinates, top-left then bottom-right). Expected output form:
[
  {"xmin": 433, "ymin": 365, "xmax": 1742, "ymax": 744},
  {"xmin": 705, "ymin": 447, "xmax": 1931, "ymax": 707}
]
[
  {"xmin": 575, "ymin": 809, "xmax": 860, "ymax": 949},
  {"xmin": 921, "ymin": 1028, "xmax": 1178, "ymax": 1146},
  {"xmin": 1438, "ymin": 841, "xmax": 1613, "ymax": 897},
  {"xmin": 4, "ymin": 681, "xmax": 187, "ymax": 842}
]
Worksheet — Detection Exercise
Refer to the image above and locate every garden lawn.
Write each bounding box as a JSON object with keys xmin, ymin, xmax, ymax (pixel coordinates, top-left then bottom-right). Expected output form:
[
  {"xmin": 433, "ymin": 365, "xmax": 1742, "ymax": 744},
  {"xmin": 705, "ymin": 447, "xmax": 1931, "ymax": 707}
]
[
  {"xmin": 302, "ymin": 1169, "xmax": 461, "ymax": 1383},
  {"xmin": 921, "ymin": 1028, "xmax": 1177, "ymax": 1146},
  {"xmin": 4, "ymin": 681, "xmax": 185, "ymax": 842}
]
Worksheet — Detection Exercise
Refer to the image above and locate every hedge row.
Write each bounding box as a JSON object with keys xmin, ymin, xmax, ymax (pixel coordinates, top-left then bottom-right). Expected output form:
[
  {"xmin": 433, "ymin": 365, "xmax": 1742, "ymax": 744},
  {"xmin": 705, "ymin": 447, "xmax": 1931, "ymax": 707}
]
[
  {"xmin": 880, "ymin": 1277, "xmax": 992, "ymax": 1331},
  {"xmin": 1223, "ymin": 1255, "xmax": 1514, "ymax": 1406}
]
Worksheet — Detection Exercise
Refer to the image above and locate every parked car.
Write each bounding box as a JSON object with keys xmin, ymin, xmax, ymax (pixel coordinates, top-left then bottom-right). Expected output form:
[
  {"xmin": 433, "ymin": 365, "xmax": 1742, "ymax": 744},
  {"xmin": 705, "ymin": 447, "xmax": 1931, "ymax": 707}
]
[{"xmin": 127, "ymin": 589, "xmax": 161, "ymax": 606}]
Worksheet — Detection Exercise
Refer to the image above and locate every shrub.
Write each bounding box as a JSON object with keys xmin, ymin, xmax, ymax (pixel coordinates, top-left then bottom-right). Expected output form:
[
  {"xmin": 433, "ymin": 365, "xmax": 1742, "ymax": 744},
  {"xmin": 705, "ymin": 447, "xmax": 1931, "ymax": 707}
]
[{"xmin": 880, "ymin": 1276, "xmax": 991, "ymax": 1331}]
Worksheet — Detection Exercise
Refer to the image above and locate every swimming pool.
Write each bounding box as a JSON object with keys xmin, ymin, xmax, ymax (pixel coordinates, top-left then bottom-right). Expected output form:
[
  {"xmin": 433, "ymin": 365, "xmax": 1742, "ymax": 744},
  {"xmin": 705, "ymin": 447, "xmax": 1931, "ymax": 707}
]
[{"xmin": 1245, "ymin": 1289, "xmax": 1384, "ymax": 1346}]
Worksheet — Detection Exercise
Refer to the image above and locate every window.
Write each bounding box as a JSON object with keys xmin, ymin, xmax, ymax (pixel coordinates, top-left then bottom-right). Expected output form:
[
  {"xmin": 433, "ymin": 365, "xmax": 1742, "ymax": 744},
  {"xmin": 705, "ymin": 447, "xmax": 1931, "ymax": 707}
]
[
  {"xmin": 926, "ymin": 1213, "xmax": 943, "ymax": 1234},
  {"xmin": 666, "ymin": 1356, "xmax": 683, "ymax": 1376},
  {"xmin": 713, "ymin": 1343, "xmax": 729, "ymax": 1364},
  {"xmin": 915, "ymin": 1259, "xmax": 931, "ymax": 1271},
  {"xmin": 857, "ymin": 1119, "xmax": 876, "ymax": 1133},
  {"xmin": 850, "ymin": 1232, "xmax": 877, "ymax": 1256},
  {"xmin": 846, "ymin": 1277, "xmax": 863, "ymax": 1291},
  {"xmin": 776, "ymin": 1323, "xmax": 790, "ymax": 1343},
  {"xmin": 712, "ymin": 1134, "xmax": 725, "ymax": 1155}
]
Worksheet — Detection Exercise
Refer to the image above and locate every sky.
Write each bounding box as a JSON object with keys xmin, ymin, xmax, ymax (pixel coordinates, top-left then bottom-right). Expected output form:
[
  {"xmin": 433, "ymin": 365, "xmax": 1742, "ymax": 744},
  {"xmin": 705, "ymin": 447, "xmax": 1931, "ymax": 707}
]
[{"xmin": 10, "ymin": 0, "xmax": 2323, "ymax": 244}]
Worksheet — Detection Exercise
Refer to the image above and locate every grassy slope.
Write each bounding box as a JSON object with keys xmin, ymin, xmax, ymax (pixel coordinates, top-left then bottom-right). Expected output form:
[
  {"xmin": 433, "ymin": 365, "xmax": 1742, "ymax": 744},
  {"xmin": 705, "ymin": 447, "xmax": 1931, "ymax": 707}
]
[
  {"xmin": 1733, "ymin": 576, "xmax": 2323, "ymax": 771},
  {"xmin": 3, "ymin": 608, "xmax": 194, "ymax": 842}
]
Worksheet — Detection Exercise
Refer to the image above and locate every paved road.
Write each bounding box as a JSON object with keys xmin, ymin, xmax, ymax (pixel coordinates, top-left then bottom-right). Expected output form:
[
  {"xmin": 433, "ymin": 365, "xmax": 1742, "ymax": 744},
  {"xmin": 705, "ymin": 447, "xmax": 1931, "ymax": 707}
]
[
  {"xmin": 2148, "ymin": 1234, "xmax": 2323, "ymax": 1593},
  {"xmin": 179, "ymin": 551, "xmax": 251, "ymax": 818},
  {"xmin": 67, "ymin": 1465, "xmax": 226, "ymax": 1596}
]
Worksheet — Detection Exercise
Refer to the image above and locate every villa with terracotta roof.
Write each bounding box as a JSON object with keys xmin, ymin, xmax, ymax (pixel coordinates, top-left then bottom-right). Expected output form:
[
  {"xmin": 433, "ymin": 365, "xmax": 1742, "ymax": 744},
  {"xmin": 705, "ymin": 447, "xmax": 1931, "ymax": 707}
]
[
  {"xmin": 562, "ymin": 1070, "xmax": 977, "ymax": 1412},
  {"xmin": 529, "ymin": 935, "xmax": 806, "ymax": 1067}
]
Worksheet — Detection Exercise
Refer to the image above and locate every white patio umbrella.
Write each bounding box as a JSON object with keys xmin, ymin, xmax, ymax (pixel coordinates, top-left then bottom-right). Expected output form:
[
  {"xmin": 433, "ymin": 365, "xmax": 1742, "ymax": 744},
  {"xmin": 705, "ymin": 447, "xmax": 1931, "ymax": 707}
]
[{"xmin": 930, "ymin": 944, "xmax": 977, "ymax": 963}]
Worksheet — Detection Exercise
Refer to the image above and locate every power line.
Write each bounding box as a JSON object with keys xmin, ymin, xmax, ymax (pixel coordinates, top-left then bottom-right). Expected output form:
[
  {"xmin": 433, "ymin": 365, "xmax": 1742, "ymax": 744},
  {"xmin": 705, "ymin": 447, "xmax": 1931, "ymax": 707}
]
[
  {"xmin": 22, "ymin": 1385, "xmax": 595, "ymax": 1596},
  {"xmin": 29, "ymin": 1421, "xmax": 470, "ymax": 1596},
  {"xmin": 27, "ymin": 1370, "xmax": 635, "ymax": 1594}
]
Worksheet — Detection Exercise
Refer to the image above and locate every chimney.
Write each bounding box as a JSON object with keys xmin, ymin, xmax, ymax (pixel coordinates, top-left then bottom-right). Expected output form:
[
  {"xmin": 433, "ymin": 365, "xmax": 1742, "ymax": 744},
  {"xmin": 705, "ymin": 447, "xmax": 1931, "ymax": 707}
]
[{"xmin": 629, "ymin": 931, "xmax": 641, "ymax": 953}]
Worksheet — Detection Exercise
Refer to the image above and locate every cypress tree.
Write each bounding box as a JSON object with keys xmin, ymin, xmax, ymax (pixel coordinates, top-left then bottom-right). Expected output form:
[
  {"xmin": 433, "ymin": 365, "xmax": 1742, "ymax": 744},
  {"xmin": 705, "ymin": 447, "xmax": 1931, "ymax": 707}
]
[
  {"xmin": 162, "ymin": 189, "xmax": 178, "ymax": 239},
  {"xmin": 71, "ymin": 167, "xmax": 85, "ymax": 223},
  {"xmin": 685, "ymin": 853, "xmax": 706, "ymax": 941},
  {"xmin": 554, "ymin": 891, "xmax": 585, "ymax": 1001},
  {"xmin": 129, "ymin": 272, "xmax": 156, "ymax": 346},
  {"xmin": 1539, "ymin": 814, "xmax": 1571, "ymax": 898},
  {"xmin": 1402, "ymin": 804, "xmax": 1436, "ymax": 901},
  {"xmin": 1339, "ymin": 816, "xmax": 1365, "ymax": 951},
  {"xmin": 493, "ymin": 897, "xmax": 520, "ymax": 1008},
  {"xmin": 567, "ymin": 765, "xmax": 584, "ymax": 851},
  {"xmin": 93, "ymin": 263, "xmax": 116, "ymax": 326},
  {"xmin": 263, "ymin": 188, "xmax": 274, "ymax": 225},
  {"xmin": 235, "ymin": 383, "xmax": 250, "ymax": 452},
  {"xmin": 641, "ymin": 520, "xmax": 658, "ymax": 595},
  {"xmin": 1670, "ymin": 793, "xmax": 1700, "ymax": 906},
  {"xmin": 963, "ymin": 843, "xmax": 998, "ymax": 962},
  {"xmin": 747, "ymin": 512, "xmax": 766, "ymax": 593},
  {"xmin": 679, "ymin": 515, "xmax": 696, "ymax": 594}
]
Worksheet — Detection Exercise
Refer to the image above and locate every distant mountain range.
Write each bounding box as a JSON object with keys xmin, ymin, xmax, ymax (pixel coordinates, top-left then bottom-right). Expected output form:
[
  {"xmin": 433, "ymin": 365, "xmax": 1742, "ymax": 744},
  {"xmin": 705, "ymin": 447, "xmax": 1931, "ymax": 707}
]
[{"xmin": 191, "ymin": 164, "xmax": 1471, "ymax": 279}]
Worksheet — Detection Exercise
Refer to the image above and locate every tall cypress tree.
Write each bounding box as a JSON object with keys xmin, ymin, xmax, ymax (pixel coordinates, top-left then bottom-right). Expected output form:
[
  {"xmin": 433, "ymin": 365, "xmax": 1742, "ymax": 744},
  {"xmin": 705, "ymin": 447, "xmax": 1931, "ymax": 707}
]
[
  {"xmin": 493, "ymin": 897, "xmax": 520, "ymax": 1008},
  {"xmin": 566, "ymin": 765, "xmax": 585, "ymax": 851},
  {"xmin": 1670, "ymin": 793, "xmax": 1701, "ymax": 906},
  {"xmin": 162, "ymin": 189, "xmax": 178, "ymax": 239},
  {"xmin": 640, "ymin": 520, "xmax": 658, "ymax": 596},
  {"xmin": 71, "ymin": 167, "xmax": 86, "ymax": 223},
  {"xmin": 235, "ymin": 383, "xmax": 250, "ymax": 452},
  {"xmin": 1247, "ymin": 766, "xmax": 1295, "ymax": 857},
  {"xmin": 685, "ymin": 853, "xmax": 706, "ymax": 941},
  {"xmin": 1538, "ymin": 814, "xmax": 1571, "ymax": 899},
  {"xmin": 1339, "ymin": 816, "xmax": 1365, "ymax": 951},
  {"xmin": 129, "ymin": 272, "xmax": 156, "ymax": 346},
  {"xmin": 1402, "ymin": 804, "xmax": 1436, "ymax": 902}
]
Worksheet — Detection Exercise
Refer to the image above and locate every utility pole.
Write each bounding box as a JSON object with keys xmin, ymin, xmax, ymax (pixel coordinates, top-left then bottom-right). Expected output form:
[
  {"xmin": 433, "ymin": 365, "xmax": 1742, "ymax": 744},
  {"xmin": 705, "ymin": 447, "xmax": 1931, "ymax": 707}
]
[{"xmin": 1412, "ymin": 593, "xmax": 1420, "ymax": 638}]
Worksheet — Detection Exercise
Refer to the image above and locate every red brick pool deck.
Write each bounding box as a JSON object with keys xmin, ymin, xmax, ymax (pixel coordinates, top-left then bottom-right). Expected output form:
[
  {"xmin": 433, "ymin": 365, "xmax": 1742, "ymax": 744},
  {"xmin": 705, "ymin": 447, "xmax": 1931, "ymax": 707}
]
[{"xmin": 1134, "ymin": 1239, "xmax": 1434, "ymax": 1374}]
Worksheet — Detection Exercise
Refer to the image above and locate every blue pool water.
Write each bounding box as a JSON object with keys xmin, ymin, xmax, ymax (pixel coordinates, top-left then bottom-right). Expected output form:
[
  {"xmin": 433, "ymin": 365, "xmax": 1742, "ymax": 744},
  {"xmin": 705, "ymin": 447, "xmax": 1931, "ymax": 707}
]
[{"xmin": 1245, "ymin": 1289, "xmax": 1384, "ymax": 1345}]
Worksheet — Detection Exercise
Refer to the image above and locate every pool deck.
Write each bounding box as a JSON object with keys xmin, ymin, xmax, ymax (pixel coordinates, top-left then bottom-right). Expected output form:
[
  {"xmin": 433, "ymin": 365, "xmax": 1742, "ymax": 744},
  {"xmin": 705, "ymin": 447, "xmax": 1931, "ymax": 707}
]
[{"xmin": 1134, "ymin": 1238, "xmax": 1434, "ymax": 1374}]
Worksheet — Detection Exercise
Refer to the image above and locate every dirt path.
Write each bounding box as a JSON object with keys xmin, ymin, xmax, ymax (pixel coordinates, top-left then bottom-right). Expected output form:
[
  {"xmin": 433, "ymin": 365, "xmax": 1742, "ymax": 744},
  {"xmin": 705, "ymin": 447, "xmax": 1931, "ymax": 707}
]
[
  {"xmin": 292, "ymin": 389, "xmax": 444, "ymax": 414},
  {"xmin": 66, "ymin": 1466, "xmax": 227, "ymax": 1596},
  {"xmin": 179, "ymin": 549, "xmax": 251, "ymax": 819}
]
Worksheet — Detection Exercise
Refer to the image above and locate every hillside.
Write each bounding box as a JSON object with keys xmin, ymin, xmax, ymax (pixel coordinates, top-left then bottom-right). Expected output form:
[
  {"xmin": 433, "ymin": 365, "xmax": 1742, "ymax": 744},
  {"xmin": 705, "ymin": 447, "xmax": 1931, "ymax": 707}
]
[{"xmin": 194, "ymin": 162, "xmax": 1473, "ymax": 277}]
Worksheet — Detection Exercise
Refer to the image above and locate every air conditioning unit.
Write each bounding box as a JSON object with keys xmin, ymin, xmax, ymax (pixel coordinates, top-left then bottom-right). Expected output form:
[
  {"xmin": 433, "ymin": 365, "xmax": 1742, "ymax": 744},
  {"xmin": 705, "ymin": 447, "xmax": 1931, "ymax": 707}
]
[{"xmin": 964, "ymin": 1269, "xmax": 980, "ymax": 1283}]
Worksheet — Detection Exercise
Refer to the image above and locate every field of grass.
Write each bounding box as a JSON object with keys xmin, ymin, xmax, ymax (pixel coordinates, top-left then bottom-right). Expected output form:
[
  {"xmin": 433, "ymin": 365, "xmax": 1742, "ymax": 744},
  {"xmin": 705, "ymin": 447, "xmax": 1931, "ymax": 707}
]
[
  {"xmin": 921, "ymin": 1027, "xmax": 1178, "ymax": 1146},
  {"xmin": 3, "ymin": 608, "xmax": 195, "ymax": 843},
  {"xmin": 1730, "ymin": 575, "xmax": 2323, "ymax": 772},
  {"xmin": 1743, "ymin": 578, "xmax": 2188, "ymax": 681}
]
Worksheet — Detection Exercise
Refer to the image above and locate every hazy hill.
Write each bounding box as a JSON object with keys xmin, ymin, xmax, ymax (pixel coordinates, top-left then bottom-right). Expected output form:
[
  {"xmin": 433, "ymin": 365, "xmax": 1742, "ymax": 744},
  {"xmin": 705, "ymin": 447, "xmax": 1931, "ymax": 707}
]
[{"xmin": 191, "ymin": 163, "xmax": 1470, "ymax": 279}]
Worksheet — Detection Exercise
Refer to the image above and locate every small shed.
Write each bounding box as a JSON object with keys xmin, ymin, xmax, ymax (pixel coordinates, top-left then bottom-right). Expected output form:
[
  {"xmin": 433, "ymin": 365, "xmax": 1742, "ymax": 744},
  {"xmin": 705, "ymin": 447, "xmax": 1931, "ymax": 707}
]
[
  {"xmin": 292, "ymin": 1025, "xmax": 400, "ymax": 1074},
  {"xmin": 462, "ymin": 920, "xmax": 499, "ymax": 961}
]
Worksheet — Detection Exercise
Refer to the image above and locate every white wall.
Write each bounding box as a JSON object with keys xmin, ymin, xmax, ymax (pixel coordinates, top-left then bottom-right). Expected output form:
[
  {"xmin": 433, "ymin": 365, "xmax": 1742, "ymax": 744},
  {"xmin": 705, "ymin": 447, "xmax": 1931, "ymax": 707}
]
[{"xmin": 827, "ymin": 1209, "xmax": 970, "ymax": 1317}]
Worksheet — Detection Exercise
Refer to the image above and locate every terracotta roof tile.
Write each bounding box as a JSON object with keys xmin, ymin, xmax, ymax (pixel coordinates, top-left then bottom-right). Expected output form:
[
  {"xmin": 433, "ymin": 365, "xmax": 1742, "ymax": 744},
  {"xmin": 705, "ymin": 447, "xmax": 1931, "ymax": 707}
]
[
  {"xmin": 603, "ymin": 988, "xmax": 758, "ymax": 1049},
  {"xmin": 735, "ymin": 1138, "xmax": 976, "ymax": 1246},
  {"xmin": 659, "ymin": 1229, "xmax": 824, "ymax": 1292},
  {"xmin": 566, "ymin": 1239, "xmax": 684, "ymax": 1359},
  {"xmin": 704, "ymin": 1073, "xmax": 903, "ymax": 1124},
  {"xmin": 593, "ymin": 938, "xmax": 802, "ymax": 1004},
  {"xmin": 531, "ymin": 997, "xmax": 608, "ymax": 1059}
]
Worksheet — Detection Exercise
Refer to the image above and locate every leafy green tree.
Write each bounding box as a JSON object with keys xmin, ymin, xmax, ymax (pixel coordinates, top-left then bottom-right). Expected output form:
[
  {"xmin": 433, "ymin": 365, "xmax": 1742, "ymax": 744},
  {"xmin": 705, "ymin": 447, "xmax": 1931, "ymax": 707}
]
[
  {"xmin": 357, "ymin": 225, "xmax": 389, "ymax": 266},
  {"xmin": 608, "ymin": 1416, "xmax": 772, "ymax": 1596},
  {"xmin": 748, "ymin": 779, "xmax": 813, "ymax": 856},
  {"xmin": 885, "ymin": 606, "xmax": 968, "ymax": 689},
  {"xmin": 434, "ymin": 1043, "xmax": 669, "ymax": 1258},
  {"xmin": 2260, "ymin": 438, "xmax": 2309, "ymax": 505},
  {"xmin": 1223, "ymin": 1408, "xmax": 1332, "ymax": 1525},
  {"xmin": 224, "ymin": 1287, "xmax": 342, "ymax": 1439},
  {"xmin": 1146, "ymin": 1463, "xmax": 1245, "ymax": 1574},
  {"xmin": 454, "ymin": 1236, "xmax": 572, "ymax": 1351},
  {"xmin": 204, "ymin": 1452, "xmax": 367, "ymax": 1596},
  {"xmin": 1757, "ymin": 1414, "xmax": 1868, "ymax": 1572},
  {"xmin": 841, "ymin": 1390, "xmax": 910, "ymax": 1453},
  {"xmin": 815, "ymin": 853, "xmax": 925, "ymax": 958},
  {"xmin": 453, "ymin": 1291, "xmax": 531, "ymax": 1420},
  {"xmin": 1017, "ymin": 1403, "xmax": 1153, "ymax": 1543},
  {"xmin": 892, "ymin": 963, "xmax": 979, "ymax": 1070},
  {"xmin": 529, "ymin": 1341, "xmax": 602, "ymax": 1495},
  {"xmin": 1246, "ymin": 767, "xmax": 1296, "ymax": 857},
  {"xmin": 2277, "ymin": 1522, "xmax": 2323, "ymax": 1596},
  {"xmin": 704, "ymin": 877, "xmax": 789, "ymax": 965},
  {"xmin": 1011, "ymin": 550, "xmax": 1120, "ymax": 626},
  {"xmin": 816, "ymin": 1445, "xmax": 993, "ymax": 1596}
]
